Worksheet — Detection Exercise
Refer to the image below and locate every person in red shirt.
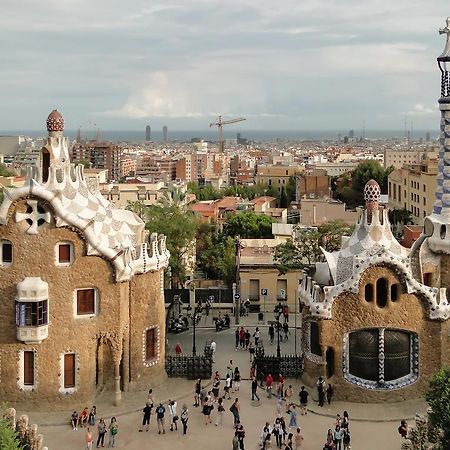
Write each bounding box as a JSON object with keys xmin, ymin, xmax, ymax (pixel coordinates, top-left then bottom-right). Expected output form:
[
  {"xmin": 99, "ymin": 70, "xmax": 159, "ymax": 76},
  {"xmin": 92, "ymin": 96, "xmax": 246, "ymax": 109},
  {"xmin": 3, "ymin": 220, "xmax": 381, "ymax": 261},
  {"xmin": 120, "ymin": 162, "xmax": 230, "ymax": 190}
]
[
  {"xmin": 283, "ymin": 306, "xmax": 289, "ymax": 323},
  {"xmin": 265, "ymin": 373, "xmax": 273, "ymax": 398},
  {"xmin": 175, "ymin": 343, "xmax": 183, "ymax": 354},
  {"xmin": 239, "ymin": 327, "xmax": 246, "ymax": 349}
]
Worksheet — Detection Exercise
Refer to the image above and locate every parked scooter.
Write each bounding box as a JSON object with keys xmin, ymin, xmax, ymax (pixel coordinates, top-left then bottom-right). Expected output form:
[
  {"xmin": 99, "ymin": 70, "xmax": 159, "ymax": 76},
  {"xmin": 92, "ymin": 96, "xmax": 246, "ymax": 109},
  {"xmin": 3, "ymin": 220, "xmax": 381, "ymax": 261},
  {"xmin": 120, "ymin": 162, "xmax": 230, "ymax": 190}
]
[{"xmin": 213, "ymin": 313, "xmax": 231, "ymax": 331}]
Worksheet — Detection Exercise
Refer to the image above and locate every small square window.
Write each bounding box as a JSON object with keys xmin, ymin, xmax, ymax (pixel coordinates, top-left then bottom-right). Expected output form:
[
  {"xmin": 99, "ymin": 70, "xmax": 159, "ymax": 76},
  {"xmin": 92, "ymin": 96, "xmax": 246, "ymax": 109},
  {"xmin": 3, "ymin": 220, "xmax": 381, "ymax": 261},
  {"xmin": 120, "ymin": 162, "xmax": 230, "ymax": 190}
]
[
  {"xmin": 56, "ymin": 242, "xmax": 73, "ymax": 266},
  {"xmin": 75, "ymin": 288, "xmax": 96, "ymax": 316},
  {"xmin": 1, "ymin": 240, "xmax": 13, "ymax": 264}
]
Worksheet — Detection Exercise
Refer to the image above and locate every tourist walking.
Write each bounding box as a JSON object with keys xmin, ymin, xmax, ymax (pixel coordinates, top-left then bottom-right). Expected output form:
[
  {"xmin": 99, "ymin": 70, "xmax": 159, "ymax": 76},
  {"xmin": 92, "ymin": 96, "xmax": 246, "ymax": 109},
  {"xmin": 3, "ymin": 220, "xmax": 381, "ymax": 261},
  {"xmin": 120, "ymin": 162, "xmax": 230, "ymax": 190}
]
[
  {"xmin": 229, "ymin": 398, "xmax": 240, "ymax": 427},
  {"xmin": 180, "ymin": 404, "xmax": 189, "ymax": 435},
  {"xmin": 155, "ymin": 402, "xmax": 166, "ymax": 434},
  {"xmin": 194, "ymin": 379, "xmax": 201, "ymax": 407},
  {"xmin": 317, "ymin": 376, "xmax": 326, "ymax": 407},
  {"xmin": 398, "ymin": 419, "xmax": 408, "ymax": 438},
  {"xmin": 341, "ymin": 411, "xmax": 350, "ymax": 431},
  {"xmin": 225, "ymin": 373, "xmax": 232, "ymax": 399},
  {"xmin": 85, "ymin": 427, "xmax": 94, "ymax": 450},
  {"xmin": 324, "ymin": 429, "xmax": 334, "ymax": 450},
  {"xmin": 251, "ymin": 377, "xmax": 260, "ymax": 401},
  {"xmin": 298, "ymin": 386, "xmax": 309, "ymax": 415},
  {"xmin": 80, "ymin": 407, "xmax": 89, "ymax": 428},
  {"xmin": 288, "ymin": 405, "xmax": 298, "ymax": 429},
  {"xmin": 139, "ymin": 402, "xmax": 152, "ymax": 432},
  {"xmin": 334, "ymin": 425, "xmax": 343, "ymax": 450},
  {"xmin": 168, "ymin": 399, "xmax": 178, "ymax": 431},
  {"xmin": 88, "ymin": 406, "xmax": 97, "ymax": 426},
  {"xmin": 212, "ymin": 372, "xmax": 221, "ymax": 399},
  {"xmin": 245, "ymin": 330, "xmax": 251, "ymax": 349},
  {"xmin": 147, "ymin": 388, "xmax": 154, "ymax": 405},
  {"xmin": 343, "ymin": 430, "xmax": 351, "ymax": 450},
  {"xmin": 282, "ymin": 322, "xmax": 289, "ymax": 341},
  {"xmin": 283, "ymin": 305, "xmax": 289, "ymax": 323},
  {"xmin": 285, "ymin": 432, "xmax": 293, "ymax": 450},
  {"xmin": 234, "ymin": 367, "xmax": 241, "ymax": 392},
  {"xmin": 233, "ymin": 432, "xmax": 240, "ymax": 450},
  {"xmin": 239, "ymin": 327, "xmax": 246, "ymax": 349},
  {"xmin": 326, "ymin": 383, "xmax": 334, "ymax": 405},
  {"xmin": 294, "ymin": 427, "xmax": 304, "ymax": 450},
  {"xmin": 236, "ymin": 423, "xmax": 246, "ymax": 450},
  {"xmin": 273, "ymin": 418, "xmax": 283, "ymax": 448},
  {"xmin": 216, "ymin": 397, "xmax": 225, "ymax": 425},
  {"xmin": 265, "ymin": 373, "xmax": 273, "ymax": 398},
  {"xmin": 284, "ymin": 385, "xmax": 293, "ymax": 412},
  {"xmin": 203, "ymin": 392, "xmax": 213, "ymax": 425},
  {"xmin": 96, "ymin": 418, "xmax": 107, "ymax": 448},
  {"xmin": 107, "ymin": 417, "xmax": 117, "ymax": 448},
  {"xmin": 269, "ymin": 324, "xmax": 275, "ymax": 344},
  {"xmin": 175, "ymin": 342, "xmax": 183, "ymax": 354},
  {"xmin": 235, "ymin": 328, "xmax": 240, "ymax": 350},
  {"xmin": 210, "ymin": 339, "xmax": 217, "ymax": 362},
  {"xmin": 249, "ymin": 341, "xmax": 255, "ymax": 362},
  {"xmin": 253, "ymin": 327, "xmax": 261, "ymax": 345}
]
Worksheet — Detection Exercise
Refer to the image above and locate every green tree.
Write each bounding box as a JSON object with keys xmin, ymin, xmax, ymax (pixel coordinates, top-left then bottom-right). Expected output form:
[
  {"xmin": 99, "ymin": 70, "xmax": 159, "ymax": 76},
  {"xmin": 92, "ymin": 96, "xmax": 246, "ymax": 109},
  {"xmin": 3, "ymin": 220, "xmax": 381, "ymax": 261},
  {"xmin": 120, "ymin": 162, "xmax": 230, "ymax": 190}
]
[
  {"xmin": 224, "ymin": 212, "xmax": 274, "ymax": 239},
  {"xmin": 318, "ymin": 219, "xmax": 354, "ymax": 253},
  {"xmin": 0, "ymin": 404, "xmax": 22, "ymax": 450},
  {"xmin": 388, "ymin": 208, "xmax": 413, "ymax": 226},
  {"xmin": 425, "ymin": 366, "xmax": 450, "ymax": 449},
  {"xmin": 279, "ymin": 186, "xmax": 288, "ymax": 208},
  {"xmin": 126, "ymin": 200, "xmax": 149, "ymax": 221},
  {"xmin": 286, "ymin": 175, "xmax": 297, "ymax": 205},
  {"xmin": 0, "ymin": 164, "xmax": 16, "ymax": 177},
  {"xmin": 72, "ymin": 159, "xmax": 91, "ymax": 169}
]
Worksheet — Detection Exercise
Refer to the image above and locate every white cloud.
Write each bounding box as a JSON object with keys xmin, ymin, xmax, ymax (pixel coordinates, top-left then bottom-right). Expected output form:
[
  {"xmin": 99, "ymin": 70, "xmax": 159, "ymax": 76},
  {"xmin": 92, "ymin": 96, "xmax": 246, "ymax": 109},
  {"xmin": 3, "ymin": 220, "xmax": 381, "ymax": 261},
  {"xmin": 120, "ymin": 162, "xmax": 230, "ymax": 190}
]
[{"xmin": 405, "ymin": 103, "xmax": 436, "ymax": 116}]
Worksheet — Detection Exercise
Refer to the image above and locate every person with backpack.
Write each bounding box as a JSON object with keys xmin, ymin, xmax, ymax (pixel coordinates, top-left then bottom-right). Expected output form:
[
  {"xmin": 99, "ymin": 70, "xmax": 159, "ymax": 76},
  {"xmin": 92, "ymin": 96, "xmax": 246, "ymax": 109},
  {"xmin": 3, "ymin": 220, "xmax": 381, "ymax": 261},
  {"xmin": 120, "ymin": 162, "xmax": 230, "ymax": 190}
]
[
  {"xmin": 215, "ymin": 397, "xmax": 225, "ymax": 425},
  {"xmin": 251, "ymin": 377, "xmax": 260, "ymax": 402},
  {"xmin": 155, "ymin": 403, "xmax": 166, "ymax": 434},
  {"xmin": 229, "ymin": 398, "xmax": 240, "ymax": 427},
  {"xmin": 107, "ymin": 417, "xmax": 118, "ymax": 448},
  {"xmin": 317, "ymin": 376, "xmax": 326, "ymax": 407},
  {"xmin": 180, "ymin": 404, "xmax": 189, "ymax": 435},
  {"xmin": 168, "ymin": 399, "xmax": 178, "ymax": 431}
]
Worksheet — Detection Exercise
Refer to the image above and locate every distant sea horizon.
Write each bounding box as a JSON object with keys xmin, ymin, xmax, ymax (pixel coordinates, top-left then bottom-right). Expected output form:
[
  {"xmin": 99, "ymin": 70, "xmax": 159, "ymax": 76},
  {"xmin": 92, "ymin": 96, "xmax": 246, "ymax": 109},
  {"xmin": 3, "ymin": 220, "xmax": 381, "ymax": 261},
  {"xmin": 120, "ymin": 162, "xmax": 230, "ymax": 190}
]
[{"xmin": 0, "ymin": 129, "xmax": 439, "ymax": 143}]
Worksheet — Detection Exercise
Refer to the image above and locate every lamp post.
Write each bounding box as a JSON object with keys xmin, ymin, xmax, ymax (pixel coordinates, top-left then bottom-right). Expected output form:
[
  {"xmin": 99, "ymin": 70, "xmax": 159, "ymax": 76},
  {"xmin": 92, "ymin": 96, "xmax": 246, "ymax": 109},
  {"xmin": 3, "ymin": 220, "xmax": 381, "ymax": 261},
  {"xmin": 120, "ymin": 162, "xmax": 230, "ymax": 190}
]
[{"xmin": 187, "ymin": 305, "xmax": 197, "ymax": 356}]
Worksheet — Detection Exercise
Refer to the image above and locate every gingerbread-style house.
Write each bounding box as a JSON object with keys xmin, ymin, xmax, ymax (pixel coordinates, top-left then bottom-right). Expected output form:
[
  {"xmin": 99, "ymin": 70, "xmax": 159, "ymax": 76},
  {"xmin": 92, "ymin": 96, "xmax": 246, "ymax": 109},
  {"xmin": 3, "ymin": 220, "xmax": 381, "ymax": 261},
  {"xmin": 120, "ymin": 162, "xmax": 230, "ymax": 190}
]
[
  {"xmin": 0, "ymin": 110, "xmax": 169, "ymax": 409},
  {"xmin": 299, "ymin": 22, "xmax": 450, "ymax": 401}
]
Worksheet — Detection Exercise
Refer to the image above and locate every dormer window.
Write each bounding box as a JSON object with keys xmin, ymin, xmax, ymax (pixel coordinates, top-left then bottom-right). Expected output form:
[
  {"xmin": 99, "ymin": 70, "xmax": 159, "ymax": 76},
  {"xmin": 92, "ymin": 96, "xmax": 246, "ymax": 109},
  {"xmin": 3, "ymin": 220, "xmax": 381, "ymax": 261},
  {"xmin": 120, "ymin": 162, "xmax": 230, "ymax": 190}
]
[
  {"xmin": 56, "ymin": 242, "xmax": 73, "ymax": 266},
  {"xmin": 1, "ymin": 240, "xmax": 13, "ymax": 265}
]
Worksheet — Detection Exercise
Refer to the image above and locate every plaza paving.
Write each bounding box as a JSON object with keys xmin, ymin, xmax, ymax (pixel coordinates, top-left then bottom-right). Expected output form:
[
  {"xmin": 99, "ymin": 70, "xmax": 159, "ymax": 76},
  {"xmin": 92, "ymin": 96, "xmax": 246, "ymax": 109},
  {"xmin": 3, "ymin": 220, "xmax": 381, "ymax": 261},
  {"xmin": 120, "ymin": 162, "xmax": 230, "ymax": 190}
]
[{"xmin": 30, "ymin": 313, "xmax": 426, "ymax": 449}]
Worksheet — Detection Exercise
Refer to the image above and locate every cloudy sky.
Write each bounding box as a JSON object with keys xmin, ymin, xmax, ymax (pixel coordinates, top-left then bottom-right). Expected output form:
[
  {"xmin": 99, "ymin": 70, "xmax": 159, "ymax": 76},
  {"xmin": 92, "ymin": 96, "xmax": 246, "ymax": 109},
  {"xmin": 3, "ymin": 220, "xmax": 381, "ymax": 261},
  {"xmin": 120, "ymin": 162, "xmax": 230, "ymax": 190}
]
[{"xmin": 0, "ymin": 0, "xmax": 449, "ymax": 132}]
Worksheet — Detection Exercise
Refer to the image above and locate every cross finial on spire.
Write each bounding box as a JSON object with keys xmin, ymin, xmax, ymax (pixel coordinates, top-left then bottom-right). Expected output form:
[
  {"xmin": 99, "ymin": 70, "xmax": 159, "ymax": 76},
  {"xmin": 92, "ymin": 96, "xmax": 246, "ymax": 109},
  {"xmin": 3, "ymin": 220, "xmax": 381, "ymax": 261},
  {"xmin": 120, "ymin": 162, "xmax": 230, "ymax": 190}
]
[{"xmin": 439, "ymin": 17, "xmax": 450, "ymax": 59}]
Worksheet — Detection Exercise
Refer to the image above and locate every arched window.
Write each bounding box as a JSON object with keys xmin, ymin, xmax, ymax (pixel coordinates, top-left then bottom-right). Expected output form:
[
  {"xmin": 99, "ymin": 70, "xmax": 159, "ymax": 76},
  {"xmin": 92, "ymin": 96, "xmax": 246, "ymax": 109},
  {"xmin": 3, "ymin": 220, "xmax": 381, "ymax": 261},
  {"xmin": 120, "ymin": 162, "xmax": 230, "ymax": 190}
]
[
  {"xmin": 310, "ymin": 321, "xmax": 322, "ymax": 356},
  {"xmin": 390, "ymin": 283, "xmax": 400, "ymax": 302},
  {"xmin": 364, "ymin": 284, "xmax": 374, "ymax": 302},
  {"xmin": 376, "ymin": 278, "xmax": 388, "ymax": 308},
  {"xmin": 345, "ymin": 328, "xmax": 418, "ymax": 389}
]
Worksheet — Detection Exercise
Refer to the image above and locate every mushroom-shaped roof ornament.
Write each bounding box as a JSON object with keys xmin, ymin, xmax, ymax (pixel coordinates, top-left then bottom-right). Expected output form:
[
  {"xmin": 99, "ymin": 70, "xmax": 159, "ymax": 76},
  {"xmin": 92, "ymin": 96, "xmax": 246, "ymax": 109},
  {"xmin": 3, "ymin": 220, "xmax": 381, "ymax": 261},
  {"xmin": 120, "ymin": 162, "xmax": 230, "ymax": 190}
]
[{"xmin": 46, "ymin": 109, "xmax": 64, "ymax": 133}]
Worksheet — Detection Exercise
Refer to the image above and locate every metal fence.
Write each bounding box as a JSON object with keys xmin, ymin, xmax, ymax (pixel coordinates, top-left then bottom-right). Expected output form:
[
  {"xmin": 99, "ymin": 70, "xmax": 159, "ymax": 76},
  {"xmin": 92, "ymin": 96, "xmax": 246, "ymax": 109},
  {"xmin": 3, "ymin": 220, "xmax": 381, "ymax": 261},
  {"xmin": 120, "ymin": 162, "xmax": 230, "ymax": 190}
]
[
  {"xmin": 164, "ymin": 288, "xmax": 233, "ymax": 305},
  {"xmin": 165, "ymin": 355, "xmax": 213, "ymax": 379},
  {"xmin": 255, "ymin": 354, "xmax": 304, "ymax": 381}
]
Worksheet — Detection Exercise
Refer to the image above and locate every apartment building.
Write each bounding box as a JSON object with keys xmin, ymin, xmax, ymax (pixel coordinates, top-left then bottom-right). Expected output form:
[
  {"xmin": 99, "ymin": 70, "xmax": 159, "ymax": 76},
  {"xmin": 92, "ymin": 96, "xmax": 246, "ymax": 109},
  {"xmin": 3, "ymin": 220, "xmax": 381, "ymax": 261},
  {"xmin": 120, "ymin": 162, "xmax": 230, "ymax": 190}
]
[
  {"xmin": 383, "ymin": 148, "xmax": 438, "ymax": 169},
  {"xmin": 388, "ymin": 159, "xmax": 437, "ymax": 224},
  {"xmin": 136, "ymin": 155, "xmax": 176, "ymax": 181},
  {"xmin": 255, "ymin": 164, "xmax": 302, "ymax": 190}
]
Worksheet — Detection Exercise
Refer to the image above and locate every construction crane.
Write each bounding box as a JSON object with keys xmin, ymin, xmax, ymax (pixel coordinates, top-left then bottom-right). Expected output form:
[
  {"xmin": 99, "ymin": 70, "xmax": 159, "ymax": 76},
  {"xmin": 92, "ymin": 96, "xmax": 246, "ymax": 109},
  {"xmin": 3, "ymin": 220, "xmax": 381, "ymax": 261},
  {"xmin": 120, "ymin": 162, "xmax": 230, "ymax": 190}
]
[{"xmin": 209, "ymin": 115, "xmax": 246, "ymax": 153}]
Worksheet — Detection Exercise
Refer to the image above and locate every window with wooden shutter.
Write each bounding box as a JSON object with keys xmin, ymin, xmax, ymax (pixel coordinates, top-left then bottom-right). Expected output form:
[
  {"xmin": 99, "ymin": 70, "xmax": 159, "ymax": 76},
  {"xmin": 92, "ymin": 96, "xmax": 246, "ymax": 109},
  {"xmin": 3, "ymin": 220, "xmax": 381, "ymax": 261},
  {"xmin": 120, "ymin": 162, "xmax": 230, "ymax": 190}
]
[
  {"xmin": 58, "ymin": 244, "xmax": 71, "ymax": 263},
  {"xmin": 23, "ymin": 351, "xmax": 35, "ymax": 386},
  {"xmin": 146, "ymin": 328, "xmax": 156, "ymax": 360},
  {"xmin": 76, "ymin": 289, "xmax": 95, "ymax": 315},
  {"xmin": 64, "ymin": 353, "xmax": 76, "ymax": 388}
]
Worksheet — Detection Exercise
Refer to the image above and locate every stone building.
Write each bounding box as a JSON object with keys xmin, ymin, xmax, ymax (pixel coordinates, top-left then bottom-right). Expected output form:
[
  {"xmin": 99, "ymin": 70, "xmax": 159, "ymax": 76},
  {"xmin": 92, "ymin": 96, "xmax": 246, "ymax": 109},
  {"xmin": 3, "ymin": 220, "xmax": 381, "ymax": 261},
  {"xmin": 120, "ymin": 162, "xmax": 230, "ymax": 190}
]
[
  {"xmin": 0, "ymin": 110, "xmax": 169, "ymax": 410},
  {"xmin": 298, "ymin": 24, "xmax": 450, "ymax": 402}
]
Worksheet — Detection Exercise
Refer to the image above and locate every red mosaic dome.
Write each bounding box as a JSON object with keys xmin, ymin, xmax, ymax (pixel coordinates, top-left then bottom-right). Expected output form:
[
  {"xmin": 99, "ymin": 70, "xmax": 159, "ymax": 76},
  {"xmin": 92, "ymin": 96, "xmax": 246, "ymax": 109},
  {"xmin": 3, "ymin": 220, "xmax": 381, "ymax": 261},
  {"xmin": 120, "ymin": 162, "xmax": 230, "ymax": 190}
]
[{"xmin": 46, "ymin": 109, "xmax": 64, "ymax": 132}]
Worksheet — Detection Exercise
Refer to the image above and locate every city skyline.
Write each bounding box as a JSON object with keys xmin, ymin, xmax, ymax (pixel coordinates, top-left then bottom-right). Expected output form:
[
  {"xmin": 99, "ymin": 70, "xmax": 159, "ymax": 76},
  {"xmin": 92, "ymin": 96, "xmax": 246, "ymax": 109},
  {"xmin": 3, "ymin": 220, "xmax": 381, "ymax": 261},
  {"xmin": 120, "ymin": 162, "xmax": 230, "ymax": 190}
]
[{"xmin": 0, "ymin": 1, "xmax": 449, "ymax": 131}]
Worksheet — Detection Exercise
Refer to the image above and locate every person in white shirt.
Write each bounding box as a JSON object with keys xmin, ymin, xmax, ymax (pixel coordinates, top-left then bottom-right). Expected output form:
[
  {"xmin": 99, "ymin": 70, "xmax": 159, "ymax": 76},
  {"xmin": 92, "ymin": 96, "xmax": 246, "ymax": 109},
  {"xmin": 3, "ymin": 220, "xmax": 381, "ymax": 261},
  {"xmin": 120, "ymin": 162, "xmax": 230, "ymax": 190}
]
[
  {"xmin": 210, "ymin": 340, "xmax": 217, "ymax": 363},
  {"xmin": 168, "ymin": 400, "xmax": 178, "ymax": 431},
  {"xmin": 224, "ymin": 375, "xmax": 232, "ymax": 399}
]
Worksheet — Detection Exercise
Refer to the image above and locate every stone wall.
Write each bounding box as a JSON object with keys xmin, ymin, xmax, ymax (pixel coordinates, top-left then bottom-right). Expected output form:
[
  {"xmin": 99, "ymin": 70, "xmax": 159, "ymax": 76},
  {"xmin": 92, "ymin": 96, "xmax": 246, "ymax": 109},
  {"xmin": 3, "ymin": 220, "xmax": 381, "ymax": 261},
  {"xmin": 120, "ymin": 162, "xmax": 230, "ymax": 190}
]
[{"xmin": 306, "ymin": 265, "xmax": 444, "ymax": 402}]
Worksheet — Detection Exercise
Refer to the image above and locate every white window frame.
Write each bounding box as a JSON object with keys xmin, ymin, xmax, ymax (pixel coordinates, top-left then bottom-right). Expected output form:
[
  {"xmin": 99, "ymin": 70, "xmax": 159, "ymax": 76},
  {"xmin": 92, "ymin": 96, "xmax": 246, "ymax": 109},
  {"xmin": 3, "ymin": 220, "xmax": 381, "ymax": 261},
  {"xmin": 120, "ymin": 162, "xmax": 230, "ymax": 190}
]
[
  {"xmin": 73, "ymin": 288, "xmax": 98, "ymax": 319},
  {"xmin": 59, "ymin": 352, "xmax": 78, "ymax": 394},
  {"xmin": 55, "ymin": 241, "xmax": 74, "ymax": 267},
  {"xmin": 0, "ymin": 239, "xmax": 13, "ymax": 266},
  {"xmin": 142, "ymin": 326, "xmax": 160, "ymax": 368},
  {"xmin": 18, "ymin": 349, "xmax": 36, "ymax": 391}
]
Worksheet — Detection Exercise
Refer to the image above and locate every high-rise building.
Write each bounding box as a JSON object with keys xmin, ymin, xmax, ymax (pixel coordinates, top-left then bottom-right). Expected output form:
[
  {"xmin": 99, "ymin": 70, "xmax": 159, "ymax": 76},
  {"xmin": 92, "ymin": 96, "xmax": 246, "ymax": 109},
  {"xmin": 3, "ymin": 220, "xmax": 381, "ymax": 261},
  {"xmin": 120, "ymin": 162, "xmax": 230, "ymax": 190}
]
[
  {"xmin": 70, "ymin": 141, "xmax": 122, "ymax": 182},
  {"xmin": 163, "ymin": 126, "xmax": 168, "ymax": 143},
  {"xmin": 145, "ymin": 125, "xmax": 151, "ymax": 141},
  {"xmin": 348, "ymin": 129, "xmax": 355, "ymax": 139}
]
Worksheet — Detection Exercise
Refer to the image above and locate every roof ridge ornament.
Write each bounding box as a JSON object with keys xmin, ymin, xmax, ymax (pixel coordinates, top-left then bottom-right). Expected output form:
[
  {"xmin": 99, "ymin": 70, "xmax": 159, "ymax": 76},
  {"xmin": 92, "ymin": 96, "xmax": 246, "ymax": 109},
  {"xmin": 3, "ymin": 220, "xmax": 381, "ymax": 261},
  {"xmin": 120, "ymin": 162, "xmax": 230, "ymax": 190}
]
[{"xmin": 438, "ymin": 17, "xmax": 450, "ymax": 60}]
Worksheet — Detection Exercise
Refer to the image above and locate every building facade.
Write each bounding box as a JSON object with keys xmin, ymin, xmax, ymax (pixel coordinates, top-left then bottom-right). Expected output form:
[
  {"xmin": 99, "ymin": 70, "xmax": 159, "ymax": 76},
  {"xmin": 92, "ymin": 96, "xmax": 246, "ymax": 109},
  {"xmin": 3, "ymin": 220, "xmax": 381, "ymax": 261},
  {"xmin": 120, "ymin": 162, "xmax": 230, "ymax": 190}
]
[
  {"xmin": 388, "ymin": 159, "xmax": 437, "ymax": 224},
  {"xmin": 0, "ymin": 110, "xmax": 170, "ymax": 410}
]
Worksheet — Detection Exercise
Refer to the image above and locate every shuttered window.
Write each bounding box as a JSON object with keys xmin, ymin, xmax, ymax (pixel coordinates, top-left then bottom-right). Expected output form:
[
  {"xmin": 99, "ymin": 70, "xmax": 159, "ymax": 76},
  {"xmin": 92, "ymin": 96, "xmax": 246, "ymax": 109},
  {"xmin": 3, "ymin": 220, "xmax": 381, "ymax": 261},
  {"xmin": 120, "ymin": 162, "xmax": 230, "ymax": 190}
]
[
  {"xmin": 64, "ymin": 353, "xmax": 76, "ymax": 388},
  {"xmin": 146, "ymin": 328, "xmax": 156, "ymax": 360},
  {"xmin": 58, "ymin": 244, "xmax": 71, "ymax": 263},
  {"xmin": 23, "ymin": 351, "xmax": 35, "ymax": 386},
  {"xmin": 249, "ymin": 279, "xmax": 260, "ymax": 300},
  {"xmin": 76, "ymin": 289, "xmax": 95, "ymax": 315}
]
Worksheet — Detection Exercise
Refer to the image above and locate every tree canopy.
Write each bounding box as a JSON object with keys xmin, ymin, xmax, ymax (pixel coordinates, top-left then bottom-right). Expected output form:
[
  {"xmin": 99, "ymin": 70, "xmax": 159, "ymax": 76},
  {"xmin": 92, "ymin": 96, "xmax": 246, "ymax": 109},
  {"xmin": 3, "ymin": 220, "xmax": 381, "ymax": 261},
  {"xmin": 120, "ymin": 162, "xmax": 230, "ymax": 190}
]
[
  {"xmin": 425, "ymin": 366, "xmax": 450, "ymax": 449},
  {"xmin": 334, "ymin": 160, "xmax": 394, "ymax": 209},
  {"xmin": 0, "ymin": 164, "xmax": 16, "ymax": 177},
  {"xmin": 274, "ymin": 220, "xmax": 354, "ymax": 272},
  {"xmin": 126, "ymin": 200, "xmax": 199, "ymax": 287},
  {"xmin": 223, "ymin": 211, "xmax": 274, "ymax": 239}
]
